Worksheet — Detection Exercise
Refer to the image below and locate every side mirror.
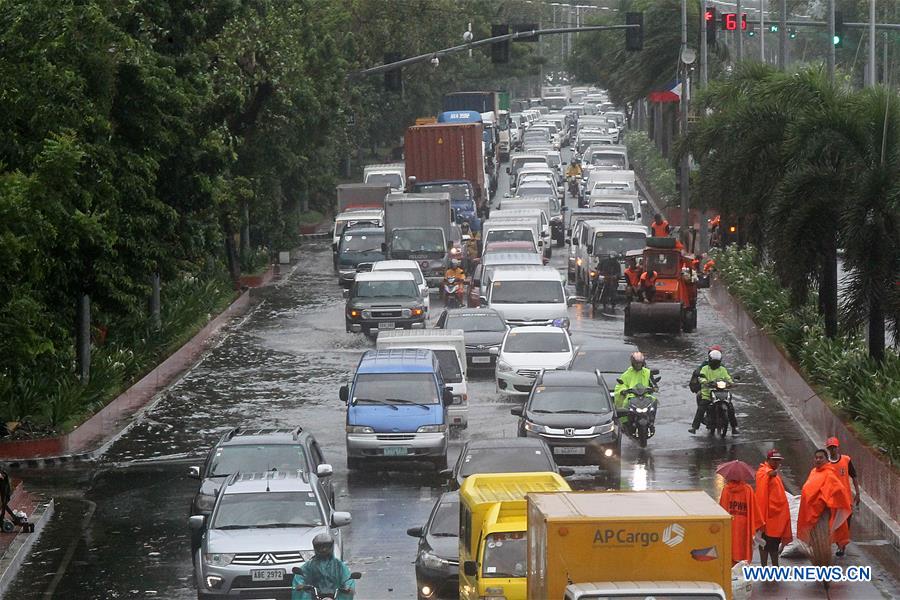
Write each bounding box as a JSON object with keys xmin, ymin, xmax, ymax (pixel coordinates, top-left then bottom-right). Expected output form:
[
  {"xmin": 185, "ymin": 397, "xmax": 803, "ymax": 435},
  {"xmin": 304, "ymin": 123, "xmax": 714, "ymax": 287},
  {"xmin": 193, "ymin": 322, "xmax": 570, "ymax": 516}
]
[
  {"xmin": 293, "ymin": 566, "xmax": 303, "ymax": 575},
  {"xmin": 442, "ymin": 388, "xmax": 454, "ymax": 405},
  {"xmin": 406, "ymin": 526, "xmax": 424, "ymax": 538},
  {"xmin": 331, "ymin": 511, "xmax": 352, "ymax": 527},
  {"xmin": 342, "ymin": 289, "xmax": 350, "ymax": 299},
  {"xmin": 350, "ymin": 572, "xmax": 362, "ymax": 580},
  {"xmin": 339, "ymin": 385, "xmax": 349, "ymax": 403},
  {"xmin": 188, "ymin": 466, "xmax": 201, "ymax": 479},
  {"xmin": 381, "ymin": 242, "xmax": 388, "ymax": 253},
  {"xmin": 189, "ymin": 515, "xmax": 206, "ymax": 531},
  {"xmin": 566, "ymin": 296, "xmax": 577, "ymax": 306},
  {"xmin": 439, "ymin": 468, "xmax": 453, "ymax": 480},
  {"xmin": 615, "ymin": 408, "xmax": 629, "ymax": 419},
  {"xmin": 488, "ymin": 346, "xmax": 500, "ymax": 356},
  {"xmin": 473, "ymin": 279, "xmax": 481, "ymax": 287},
  {"xmin": 506, "ymin": 167, "xmax": 511, "ymax": 174},
  {"xmin": 479, "ymin": 295, "xmax": 488, "ymax": 305},
  {"xmin": 558, "ymin": 467, "xmax": 576, "ymax": 477},
  {"xmin": 510, "ymin": 406, "xmax": 523, "ymax": 417},
  {"xmin": 463, "ymin": 561, "xmax": 478, "ymax": 577},
  {"xmin": 733, "ymin": 374, "xmax": 742, "ymax": 381},
  {"xmin": 650, "ymin": 368, "xmax": 660, "ymax": 376},
  {"xmin": 316, "ymin": 464, "xmax": 334, "ymax": 478},
  {"xmin": 504, "ymin": 193, "xmax": 511, "ymax": 198}
]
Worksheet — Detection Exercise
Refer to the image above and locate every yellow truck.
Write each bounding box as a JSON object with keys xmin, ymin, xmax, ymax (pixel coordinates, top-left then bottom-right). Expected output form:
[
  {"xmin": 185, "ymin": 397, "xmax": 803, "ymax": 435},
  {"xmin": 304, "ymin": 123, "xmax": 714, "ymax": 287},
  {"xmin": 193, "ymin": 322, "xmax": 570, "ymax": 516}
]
[
  {"xmin": 526, "ymin": 490, "xmax": 733, "ymax": 600},
  {"xmin": 459, "ymin": 472, "xmax": 571, "ymax": 600}
]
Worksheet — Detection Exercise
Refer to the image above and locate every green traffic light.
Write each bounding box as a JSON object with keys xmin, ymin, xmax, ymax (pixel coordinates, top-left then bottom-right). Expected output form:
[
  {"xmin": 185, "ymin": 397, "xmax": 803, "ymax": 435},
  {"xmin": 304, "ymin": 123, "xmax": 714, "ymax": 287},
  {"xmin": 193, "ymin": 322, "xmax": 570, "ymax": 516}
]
[
  {"xmin": 833, "ymin": 35, "xmax": 841, "ymax": 45},
  {"xmin": 789, "ymin": 30, "xmax": 797, "ymax": 39},
  {"xmin": 748, "ymin": 30, "xmax": 756, "ymax": 37}
]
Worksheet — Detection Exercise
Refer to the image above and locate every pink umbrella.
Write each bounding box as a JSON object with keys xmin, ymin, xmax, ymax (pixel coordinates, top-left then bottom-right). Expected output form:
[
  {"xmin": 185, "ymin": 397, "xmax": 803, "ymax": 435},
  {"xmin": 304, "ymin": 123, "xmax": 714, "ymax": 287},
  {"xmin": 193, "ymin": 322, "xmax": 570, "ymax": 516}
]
[{"xmin": 716, "ymin": 460, "xmax": 755, "ymax": 482}]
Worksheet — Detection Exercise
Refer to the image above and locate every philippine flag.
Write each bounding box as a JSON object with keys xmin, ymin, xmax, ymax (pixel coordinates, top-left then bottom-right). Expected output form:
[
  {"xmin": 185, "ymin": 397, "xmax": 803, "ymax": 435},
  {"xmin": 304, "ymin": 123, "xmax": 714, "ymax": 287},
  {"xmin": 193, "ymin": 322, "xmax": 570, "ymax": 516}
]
[{"xmin": 691, "ymin": 546, "xmax": 719, "ymax": 561}]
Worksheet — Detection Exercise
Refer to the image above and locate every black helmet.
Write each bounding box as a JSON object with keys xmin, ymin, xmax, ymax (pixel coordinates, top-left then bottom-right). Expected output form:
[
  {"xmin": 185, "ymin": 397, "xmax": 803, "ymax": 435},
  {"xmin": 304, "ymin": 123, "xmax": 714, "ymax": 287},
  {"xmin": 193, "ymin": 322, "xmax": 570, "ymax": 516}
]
[{"xmin": 312, "ymin": 532, "xmax": 335, "ymax": 559}]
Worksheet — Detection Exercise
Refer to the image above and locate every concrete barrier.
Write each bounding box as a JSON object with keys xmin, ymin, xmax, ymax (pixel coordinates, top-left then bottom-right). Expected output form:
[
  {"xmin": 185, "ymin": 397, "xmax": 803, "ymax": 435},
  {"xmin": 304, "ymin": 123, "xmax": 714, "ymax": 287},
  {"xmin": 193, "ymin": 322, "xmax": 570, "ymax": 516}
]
[{"xmin": 708, "ymin": 278, "xmax": 900, "ymax": 551}]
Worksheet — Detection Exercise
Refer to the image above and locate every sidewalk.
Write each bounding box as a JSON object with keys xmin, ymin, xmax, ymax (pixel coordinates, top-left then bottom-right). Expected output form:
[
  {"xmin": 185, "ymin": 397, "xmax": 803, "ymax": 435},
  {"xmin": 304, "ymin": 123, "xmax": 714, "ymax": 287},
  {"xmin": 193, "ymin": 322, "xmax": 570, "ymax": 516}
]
[{"xmin": 0, "ymin": 479, "xmax": 53, "ymax": 597}]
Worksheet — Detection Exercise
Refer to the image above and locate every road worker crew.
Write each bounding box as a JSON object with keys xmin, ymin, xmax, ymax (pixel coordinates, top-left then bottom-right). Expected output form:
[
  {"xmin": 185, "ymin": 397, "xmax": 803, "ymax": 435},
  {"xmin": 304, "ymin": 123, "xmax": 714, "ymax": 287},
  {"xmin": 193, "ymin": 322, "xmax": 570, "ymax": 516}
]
[{"xmin": 650, "ymin": 213, "xmax": 671, "ymax": 237}]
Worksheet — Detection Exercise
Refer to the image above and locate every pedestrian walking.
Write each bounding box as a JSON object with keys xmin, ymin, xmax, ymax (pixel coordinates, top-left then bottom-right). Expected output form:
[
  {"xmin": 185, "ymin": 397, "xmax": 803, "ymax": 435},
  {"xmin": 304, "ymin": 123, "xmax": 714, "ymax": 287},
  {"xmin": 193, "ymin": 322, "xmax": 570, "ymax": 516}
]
[
  {"xmin": 823, "ymin": 436, "xmax": 861, "ymax": 556},
  {"xmin": 755, "ymin": 449, "xmax": 792, "ymax": 566},
  {"xmin": 797, "ymin": 449, "xmax": 852, "ymax": 559},
  {"xmin": 717, "ymin": 464, "xmax": 763, "ymax": 565}
]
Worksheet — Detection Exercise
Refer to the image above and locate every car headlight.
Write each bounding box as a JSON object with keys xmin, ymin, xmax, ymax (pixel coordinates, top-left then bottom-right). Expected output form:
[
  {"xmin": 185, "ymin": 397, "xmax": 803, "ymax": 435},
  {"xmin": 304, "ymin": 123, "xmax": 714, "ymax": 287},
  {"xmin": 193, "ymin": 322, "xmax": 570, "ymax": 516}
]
[
  {"xmin": 420, "ymin": 549, "xmax": 449, "ymax": 570},
  {"xmin": 417, "ymin": 424, "xmax": 447, "ymax": 433},
  {"xmin": 497, "ymin": 359, "xmax": 514, "ymax": 373},
  {"xmin": 346, "ymin": 425, "xmax": 374, "ymax": 434},
  {"xmin": 411, "ymin": 307, "xmax": 425, "ymax": 316},
  {"xmin": 196, "ymin": 493, "xmax": 216, "ymax": 512},
  {"xmin": 592, "ymin": 422, "xmax": 616, "ymax": 435},
  {"xmin": 524, "ymin": 421, "xmax": 547, "ymax": 433},
  {"xmin": 205, "ymin": 553, "xmax": 235, "ymax": 567}
]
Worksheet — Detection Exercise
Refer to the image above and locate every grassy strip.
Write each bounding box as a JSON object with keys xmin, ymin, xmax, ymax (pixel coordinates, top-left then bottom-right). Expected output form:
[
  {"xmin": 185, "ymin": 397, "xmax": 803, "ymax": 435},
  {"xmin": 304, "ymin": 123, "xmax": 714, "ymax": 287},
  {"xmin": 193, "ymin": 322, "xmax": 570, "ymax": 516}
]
[
  {"xmin": 713, "ymin": 245, "xmax": 900, "ymax": 464},
  {"xmin": 624, "ymin": 131, "xmax": 677, "ymax": 207},
  {"xmin": 1, "ymin": 276, "xmax": 237, "ymax": 436}
]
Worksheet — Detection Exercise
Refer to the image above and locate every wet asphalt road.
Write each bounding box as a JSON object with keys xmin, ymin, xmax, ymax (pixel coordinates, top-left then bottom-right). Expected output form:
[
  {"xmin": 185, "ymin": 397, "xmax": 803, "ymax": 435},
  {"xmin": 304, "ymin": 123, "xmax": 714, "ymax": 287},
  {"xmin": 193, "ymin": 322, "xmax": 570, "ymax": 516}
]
[{"xmin": 8, "ymin": 154, "xmax": 900, "ymax": 600}]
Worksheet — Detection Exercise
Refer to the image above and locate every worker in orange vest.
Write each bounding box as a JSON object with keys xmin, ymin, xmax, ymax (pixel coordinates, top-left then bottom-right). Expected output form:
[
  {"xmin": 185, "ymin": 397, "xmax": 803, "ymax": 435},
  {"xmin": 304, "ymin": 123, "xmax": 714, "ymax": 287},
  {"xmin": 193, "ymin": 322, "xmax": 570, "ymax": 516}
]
[
  {"xmin": 623, "ymin": 257, "xmax": 642, "ymax": 302},
  {"xmin": 824, "ymin": 437, "xmax": 861, "ymax": 556},
  {"xmin": 650, "ymin": 213, "xmax": 671, "ymax": 237},
  {"xmin": 637, "ymin": 270, "xmax": 657, "ymax": 302}
]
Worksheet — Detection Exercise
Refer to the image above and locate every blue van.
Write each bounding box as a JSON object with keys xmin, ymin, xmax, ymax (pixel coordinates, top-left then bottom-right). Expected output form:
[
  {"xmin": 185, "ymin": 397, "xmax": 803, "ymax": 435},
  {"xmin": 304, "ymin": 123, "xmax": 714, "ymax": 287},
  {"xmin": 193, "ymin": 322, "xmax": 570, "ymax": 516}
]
[{"xmin": 340, "ymin": 349, "xmax": 450, "ymax": 471}]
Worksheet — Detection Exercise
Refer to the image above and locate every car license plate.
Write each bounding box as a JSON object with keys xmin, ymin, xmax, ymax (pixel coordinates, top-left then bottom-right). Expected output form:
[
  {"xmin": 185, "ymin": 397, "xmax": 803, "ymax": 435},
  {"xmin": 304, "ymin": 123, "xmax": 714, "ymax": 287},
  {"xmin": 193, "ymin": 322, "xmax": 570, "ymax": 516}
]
[
  {"xmin": 554, "ymin": 446, "xmax": 586, "ymax": 455},
  {"xmin": 378, "ymin": 322, "xmax": 395, "ymax": 329},
  {"xmin": 383, "ymin": 446, "xmax": 408, "ymax": 456},
  {"xmin": 472, "ymin": 356, "xmax": 491, "ymax": 364},
  {"xmin": 251, "ymin": 569, "xmax": 285, "ymax": 582}
]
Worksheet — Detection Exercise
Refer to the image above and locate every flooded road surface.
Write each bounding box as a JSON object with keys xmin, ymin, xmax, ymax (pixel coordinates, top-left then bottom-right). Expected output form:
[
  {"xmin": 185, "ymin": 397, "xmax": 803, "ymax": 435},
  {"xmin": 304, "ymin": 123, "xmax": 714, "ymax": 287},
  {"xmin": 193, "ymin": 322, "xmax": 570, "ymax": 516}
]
[{"xmin": 8, "ymin": 165, "xmax": 900, "ymax": 600}]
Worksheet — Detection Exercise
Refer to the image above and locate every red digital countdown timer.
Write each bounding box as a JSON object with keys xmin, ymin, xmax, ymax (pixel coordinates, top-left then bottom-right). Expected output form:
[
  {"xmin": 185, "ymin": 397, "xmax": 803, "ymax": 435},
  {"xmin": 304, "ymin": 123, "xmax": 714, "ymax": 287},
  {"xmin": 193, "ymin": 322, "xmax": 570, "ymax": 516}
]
[{"xmin": 722, "ymin": 13, "xmax": 748, "ymax": 31}]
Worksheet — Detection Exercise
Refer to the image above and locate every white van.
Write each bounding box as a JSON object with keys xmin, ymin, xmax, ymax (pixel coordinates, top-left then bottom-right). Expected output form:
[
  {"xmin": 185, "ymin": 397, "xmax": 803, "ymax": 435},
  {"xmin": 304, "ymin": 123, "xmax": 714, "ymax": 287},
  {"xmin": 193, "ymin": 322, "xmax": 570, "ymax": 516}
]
[
  {"xmin": 573, "ymin": 220, "xmax": 648, "ymax": 294},
  {"xmin": 363, "ymin": 163, "xmax": 405, "ymax": 192},
  {"xmin": 499, "ymin": 197, "xmax": 564, "ymax": 247},
  {"xmin": 376, "ymin": 329, "xmax": 468, "ymax": 427},
  {"xmin": 484, "ymin": 266, "xmax": 573, "ymax": 329},
  {"xmin": 485, "ymin": 215, "xmax": 548, "ymax": 260},
  {"xmin": 589, "ymin": 197, "xmax": 640, "ymax": 222},
  {"xmin": 482, "ymin": 220, "xmax": 541, "ymax": 256}
]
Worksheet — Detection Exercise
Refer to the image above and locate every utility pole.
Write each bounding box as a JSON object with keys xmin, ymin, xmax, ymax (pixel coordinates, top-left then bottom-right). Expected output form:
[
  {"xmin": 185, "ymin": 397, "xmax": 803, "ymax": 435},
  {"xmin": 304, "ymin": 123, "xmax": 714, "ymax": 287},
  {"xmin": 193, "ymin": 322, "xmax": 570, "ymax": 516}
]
[
  {"xmin": 827, "ymin": 0, "xmax": 835, "ymax": 80},
  {"xmin": 778, "ymin": 0, "xmax": 787, "ymax": 70},
  {"xmin": 868, "ymin": 0, "xmax": 876, "ymax": 86},
  {"xmin": 760, "ymin": 0, "xmax": 766, "ymax": 63},
  {"xmin": 680, "ymin": 0, "xmax": 690, "ymax": 244},
  {"xmin": 699, "ymin": 1, "xmax": 708, "ymax": 254},
  {"xmin": 736, "ymin": 0, "xmax": 743, "ymax": 61}
]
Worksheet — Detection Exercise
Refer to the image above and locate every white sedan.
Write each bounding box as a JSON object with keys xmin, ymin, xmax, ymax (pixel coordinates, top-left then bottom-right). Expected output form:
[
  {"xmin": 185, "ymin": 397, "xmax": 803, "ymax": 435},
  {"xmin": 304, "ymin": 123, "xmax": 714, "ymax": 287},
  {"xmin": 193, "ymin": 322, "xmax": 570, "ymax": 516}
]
[{"xmin": 495, "ymin": 326, "xmax": 575, "ymax": 398}]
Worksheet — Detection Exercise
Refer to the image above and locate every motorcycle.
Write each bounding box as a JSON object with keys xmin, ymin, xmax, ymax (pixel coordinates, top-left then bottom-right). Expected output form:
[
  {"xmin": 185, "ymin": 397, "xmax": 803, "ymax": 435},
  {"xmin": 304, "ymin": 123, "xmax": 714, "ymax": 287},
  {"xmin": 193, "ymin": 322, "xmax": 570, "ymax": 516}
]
[
  {"xmin": 590, "ymin": 270, "xmax": 618, "ymax": 313},
  {"xmin": 292, "ymin": 567, "xmax": 361, "ymax": 600},
  {"xmin": 704, "ymin": 379, "xmax": 735, "ymax": 438},
  {"xmin": 616, "ymin": 371, "xmax": 661, "ymax": 448},
  {"xmin": 442, "ymin": 276, "xmax": 464, "ymax": 309}
]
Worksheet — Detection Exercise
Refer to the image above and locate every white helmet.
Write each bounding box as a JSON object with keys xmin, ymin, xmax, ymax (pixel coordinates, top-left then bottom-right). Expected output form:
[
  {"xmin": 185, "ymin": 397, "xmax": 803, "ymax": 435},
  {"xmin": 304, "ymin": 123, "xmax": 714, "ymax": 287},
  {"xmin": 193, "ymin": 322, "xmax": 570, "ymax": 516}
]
[{"xmin": 708, "ymin": 350, "xmax": 722, "ymax": 362}]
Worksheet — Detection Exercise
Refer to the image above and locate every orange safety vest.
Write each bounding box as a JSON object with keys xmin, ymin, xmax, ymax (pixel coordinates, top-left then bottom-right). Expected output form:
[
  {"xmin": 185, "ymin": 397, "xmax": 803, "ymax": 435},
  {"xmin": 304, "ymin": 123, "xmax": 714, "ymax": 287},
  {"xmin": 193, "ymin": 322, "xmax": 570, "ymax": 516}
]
[
  {"xmin": 624, "ymin": 267, "xmax": 641, "ymax": 287},
  {"xmin": 639, "ymin": 271, "xmax": 656, "ymax": 287},
  {"xmin": 650, "ymin": 220, "xmax": 670, "ymax": 237}
]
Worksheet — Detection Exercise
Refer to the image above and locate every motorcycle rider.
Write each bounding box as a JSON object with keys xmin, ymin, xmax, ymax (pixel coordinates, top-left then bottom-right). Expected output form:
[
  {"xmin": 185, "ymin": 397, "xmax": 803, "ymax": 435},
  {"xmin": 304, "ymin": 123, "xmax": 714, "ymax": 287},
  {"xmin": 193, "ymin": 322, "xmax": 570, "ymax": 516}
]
[
  {"xmin": 593, "ymin": 252, "xmax": 622, "ymax": 307},
  {"xmin": 292, "ymin": 533, "xmax": 355, "ymax": 600},
  {"xmin": 613, "ymin": 352, "xmax": 656, "ymax": 416},
  {"xmin": 460, "ymin": 223, "xmax": 480, "ymax": 274},
  {"xmin": 565, "ymin": 158, "xmax": 583, "ymax": 204},
  {"xmin": 688, "ymin": 349, "xmax": 738, "ymax": 434},
  {"xmin": 443, "ymin": 258, "xmax": 466, "ymax": 303},
  {"xmin": 565, "ymin": 157, "xmax": 583, "ymax": 179}
]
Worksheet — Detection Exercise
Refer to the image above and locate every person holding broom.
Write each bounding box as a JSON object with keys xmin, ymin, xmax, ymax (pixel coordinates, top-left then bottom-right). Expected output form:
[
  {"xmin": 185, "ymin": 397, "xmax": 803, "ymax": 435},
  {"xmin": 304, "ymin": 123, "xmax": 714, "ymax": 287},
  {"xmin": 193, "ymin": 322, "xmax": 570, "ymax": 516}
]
[
  {"xmin": 798, "ymin": 449, "xmax": 852, "ymax": 565},
  {"xmin": 755, "ymin": 449, "xmax": 792, "ymax": 567}
]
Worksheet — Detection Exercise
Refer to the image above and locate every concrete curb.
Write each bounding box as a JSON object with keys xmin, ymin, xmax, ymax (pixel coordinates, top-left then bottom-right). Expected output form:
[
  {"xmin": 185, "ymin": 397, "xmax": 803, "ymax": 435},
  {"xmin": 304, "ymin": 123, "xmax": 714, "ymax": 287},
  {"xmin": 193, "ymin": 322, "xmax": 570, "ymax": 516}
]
[
  {"xmin": 0, "ymin": 497, "xmax": 53, "ymax": 598},
  {"xmin": 706, "ymin": 278, "xmax": 900, "ymax": 553}
]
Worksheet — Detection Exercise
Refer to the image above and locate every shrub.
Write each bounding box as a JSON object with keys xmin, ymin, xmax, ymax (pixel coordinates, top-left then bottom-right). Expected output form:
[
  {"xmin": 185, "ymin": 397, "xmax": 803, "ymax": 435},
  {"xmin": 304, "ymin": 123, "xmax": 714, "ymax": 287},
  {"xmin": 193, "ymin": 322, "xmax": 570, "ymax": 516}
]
[
  {"xmin": 298, "ymin": 210, "xmax": 324, "ymax": 225},
  {"xmin": 625, "ymin": 131, "xmax": 677, "ymax": 206}
]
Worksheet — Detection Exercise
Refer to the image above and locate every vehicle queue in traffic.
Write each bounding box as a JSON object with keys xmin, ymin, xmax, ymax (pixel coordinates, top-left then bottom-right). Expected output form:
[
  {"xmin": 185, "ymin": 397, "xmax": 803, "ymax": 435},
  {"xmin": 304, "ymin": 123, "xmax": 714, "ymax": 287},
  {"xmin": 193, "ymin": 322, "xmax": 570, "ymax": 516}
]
[{"xmin": 188, "ymin": 85, "xmax": 740, "ymax": 600}]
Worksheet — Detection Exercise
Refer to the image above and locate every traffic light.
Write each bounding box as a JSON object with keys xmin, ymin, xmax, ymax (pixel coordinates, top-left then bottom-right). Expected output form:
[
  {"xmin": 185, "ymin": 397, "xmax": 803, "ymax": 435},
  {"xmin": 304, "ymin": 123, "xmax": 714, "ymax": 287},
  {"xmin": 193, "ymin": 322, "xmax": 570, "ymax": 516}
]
[
  {"xmin": 625, "ymin": 12, "xmax": 643, "ymax": 51},
  {"xmin": 705, "ymin": 7, "xmax": 717, "ymax": 45},
  {"xmin": 491, "ymin": 24, "xmax": 509, "ymax": 63},
  {"xmin": 834, "ymin": 11, "xmax": 844, "ymax": 47},
  {"xmin": 747, "ymin": 23, "xmax": 756, "ymax": 37},
  {"xmin": 384, "ymin": 52, "xmax": 402, "ymax": 92},
  {"xmin": 789, "ymin": 28, "xmax": 797, "ymax": 39}
]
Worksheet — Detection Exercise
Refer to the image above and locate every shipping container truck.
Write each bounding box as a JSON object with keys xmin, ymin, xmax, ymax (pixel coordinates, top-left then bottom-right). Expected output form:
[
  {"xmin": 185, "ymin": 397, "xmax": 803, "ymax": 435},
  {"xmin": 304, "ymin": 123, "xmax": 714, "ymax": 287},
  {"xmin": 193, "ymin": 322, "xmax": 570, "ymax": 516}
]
[
  {"xmin": 404, "ymin": 123, "xmax": 487, "ymax": 215},
  {"xmin": 526, "ymin": 490, "xmax": 733, "ymax": 600},
  {"xmin": 459, "ymin": 472, "xmax": 571, "ymax": 600},
  {"xmin": 383, "ymin": 192, "xmax": 454, "ymax": 286}
]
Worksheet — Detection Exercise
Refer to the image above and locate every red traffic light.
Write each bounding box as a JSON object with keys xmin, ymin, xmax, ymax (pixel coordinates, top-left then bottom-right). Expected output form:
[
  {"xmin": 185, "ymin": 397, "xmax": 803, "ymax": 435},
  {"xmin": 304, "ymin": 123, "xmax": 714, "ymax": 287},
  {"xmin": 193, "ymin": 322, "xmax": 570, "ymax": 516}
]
[{"xmin": 705, "ymin": 10, "xmax": 714, "ymax": 22}]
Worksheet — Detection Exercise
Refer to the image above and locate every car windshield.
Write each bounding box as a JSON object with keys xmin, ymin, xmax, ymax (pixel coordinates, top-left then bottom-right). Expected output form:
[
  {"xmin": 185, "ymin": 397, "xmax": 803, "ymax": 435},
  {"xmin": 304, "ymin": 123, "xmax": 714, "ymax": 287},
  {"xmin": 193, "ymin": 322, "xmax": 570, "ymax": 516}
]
[
  {"xmin": 491, "ymin": 281, "xmax": 564, "ymax": 304},
  {"xmin": 366, "ymin": 173, "xmax": 402, "ymax": 189},
  {"xmin": 645, "ymin": 251, "xmax": 681, "ymax": 277},
  {"xmin": 459, "ymin": 447, "xmax": 552, "ymax": 477},
  {"xmin": 589, "ymin": 154, "xmax": 626, "ymax": 169},
  {"xmin": 212, "ymin": 491, "xmax": 324, "ymax": 529},
  {"xmin": 376, "ymin": 267, "xmax": 422, "ymax": 286},
  {"xmin": 392, "ymin": 229, "xmax": 445, "ymax": 253},
  {"xmin": 415, "ymin": 183, "xmax": 471, "ymax": 202},
  {"xmin": 354, "ymin": 279, "xmax": 419, "ymax": 298},
  {"xmin": 594, "ymin": 202, "xmax": 635, "ymax": 219},
  {"xmin": 433, "ymin": 349, "xmax": 463, "ymax": 384},
  {"xmin": 336, "ymin": 219, "xmax": 380, "ymax": 238},
  {"xmin": 513, "ymin": 158, "xmax": 547, "ymax": 173},
  {"xmin": 340, "ymin": 233, "xmax": 384, "ymax": 254},
  {"xmin": 503, "ymin": 330, "xmax": 570, "ymax": 353},
  {"xmin": 352, "ymin": 373, "xmax": 439, "ymax": 405},
  {"xmin": 446, "ymin": 313, "xmax": 506, "ymax": 332},
  {"xmin": 481, "ymin": 532, "xmax": 527, "ymax": 578},
  {"xmin": 486, "ymin": 229, "xmax": 533, "ymax": 244},
  {"xmin": 428, "ymin": 497, "xmax": 459, "ymax": 537},
  {"xmin": 530, "ymin": 386, "xmax": 612, "ymax": 413},
  {"xmin": 209, "ymin": 445, "xmax": 307, "ymax": 477},
  {"xmin": 518, "ymin": 185, "xmax": 555, "ymax": 197},
  {"xmin": 593, "ymin": 232, "xmax": 646, "ymax": 256}
]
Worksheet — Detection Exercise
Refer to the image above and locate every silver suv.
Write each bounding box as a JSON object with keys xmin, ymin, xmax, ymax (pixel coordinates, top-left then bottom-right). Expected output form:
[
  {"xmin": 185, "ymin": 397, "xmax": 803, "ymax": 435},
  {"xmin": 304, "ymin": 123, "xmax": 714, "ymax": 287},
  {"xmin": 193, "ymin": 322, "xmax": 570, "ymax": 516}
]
[{"xmin": 190, "ymin": 471, "xmax": 351, "ymax": 600}]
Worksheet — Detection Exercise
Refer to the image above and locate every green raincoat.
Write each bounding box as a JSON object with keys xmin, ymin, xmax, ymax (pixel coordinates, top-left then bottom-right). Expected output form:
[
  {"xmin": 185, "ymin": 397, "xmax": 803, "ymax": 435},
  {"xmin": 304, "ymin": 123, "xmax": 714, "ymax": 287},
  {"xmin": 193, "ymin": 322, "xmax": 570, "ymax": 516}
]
[{"xmin": 291, "ymin": 556, "xmax": 355, "ymax": 600}]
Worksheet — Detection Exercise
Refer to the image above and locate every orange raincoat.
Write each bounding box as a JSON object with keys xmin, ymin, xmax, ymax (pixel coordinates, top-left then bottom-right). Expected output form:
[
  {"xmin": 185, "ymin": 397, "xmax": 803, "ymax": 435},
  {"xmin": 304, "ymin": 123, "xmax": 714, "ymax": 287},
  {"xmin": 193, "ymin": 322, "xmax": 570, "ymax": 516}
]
[
  {"xmin": 797, "ymin": 466, "xmax": 852, "ymax": 546},
  {"xmin": 755, "ymin": 463, "xmax": 793, "ymax": 543},
  {"xmin": 719, "ymin": 480, "xmax": 764, "ymax": 564},
  {"xmin": 824, "ymin": 455, "xmax": 854, "ymax": 547}
]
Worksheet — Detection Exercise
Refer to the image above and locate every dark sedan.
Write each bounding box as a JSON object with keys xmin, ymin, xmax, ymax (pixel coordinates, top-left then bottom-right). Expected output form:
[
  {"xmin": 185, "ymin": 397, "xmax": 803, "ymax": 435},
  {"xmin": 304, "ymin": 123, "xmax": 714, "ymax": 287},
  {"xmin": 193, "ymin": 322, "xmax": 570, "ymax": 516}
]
[
  {"xmin": 569, "ymin": 342, "xmax": 639, "ymax": 404},
  {"xmin": 435, "ymin": 308, "xmax": 507, "ymax": 372},
  {"xmin": 512, "ymin": 370, "xmax": 621, "ymax": 476},
  {"xmin": 407, "ymin": 491, "xmax": 459, "ymax": 600},
  {"xmin": 441, "ymin": 437, "xmax": 573, "ymax": 491}
]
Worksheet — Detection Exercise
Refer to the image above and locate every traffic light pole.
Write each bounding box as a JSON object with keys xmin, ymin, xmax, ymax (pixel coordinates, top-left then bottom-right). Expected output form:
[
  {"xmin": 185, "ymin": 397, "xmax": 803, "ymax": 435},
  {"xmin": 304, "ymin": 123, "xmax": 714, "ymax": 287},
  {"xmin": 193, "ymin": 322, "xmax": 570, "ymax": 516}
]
[
  {"xmin": 778, "ymin": 0, "xmax": 787, "ymax": 70},
  {"xmin": 354, "ymin": 24, "xmax": 641, "ymax": 77},
  {"xmin": 827, "ymin": 0, "xmax": 835, "ymax": 80}
]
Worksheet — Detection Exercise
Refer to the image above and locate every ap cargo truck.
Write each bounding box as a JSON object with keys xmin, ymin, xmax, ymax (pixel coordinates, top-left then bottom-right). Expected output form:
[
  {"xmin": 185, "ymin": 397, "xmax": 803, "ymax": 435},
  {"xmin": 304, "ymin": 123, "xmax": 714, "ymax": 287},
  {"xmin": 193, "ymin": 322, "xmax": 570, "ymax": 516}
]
[
  {"xmin": 383, "ymin": 193, "xmax": 453, "ymax": 286},
  {"xmin": 526, "ymin": 490, "xmax": 733, "ymax": 600},
  {"xmin": 405, "ymin": 123, "xmax": 487, "ymax": 217}
]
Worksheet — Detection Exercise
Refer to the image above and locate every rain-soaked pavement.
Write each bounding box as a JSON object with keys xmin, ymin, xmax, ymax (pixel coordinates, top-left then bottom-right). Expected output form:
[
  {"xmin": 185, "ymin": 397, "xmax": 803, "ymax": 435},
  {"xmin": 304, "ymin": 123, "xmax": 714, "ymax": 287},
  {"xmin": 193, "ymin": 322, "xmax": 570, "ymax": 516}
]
[{"xmin": 8, "ymin": 160, "xmax": 900, "ymax": 600}]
